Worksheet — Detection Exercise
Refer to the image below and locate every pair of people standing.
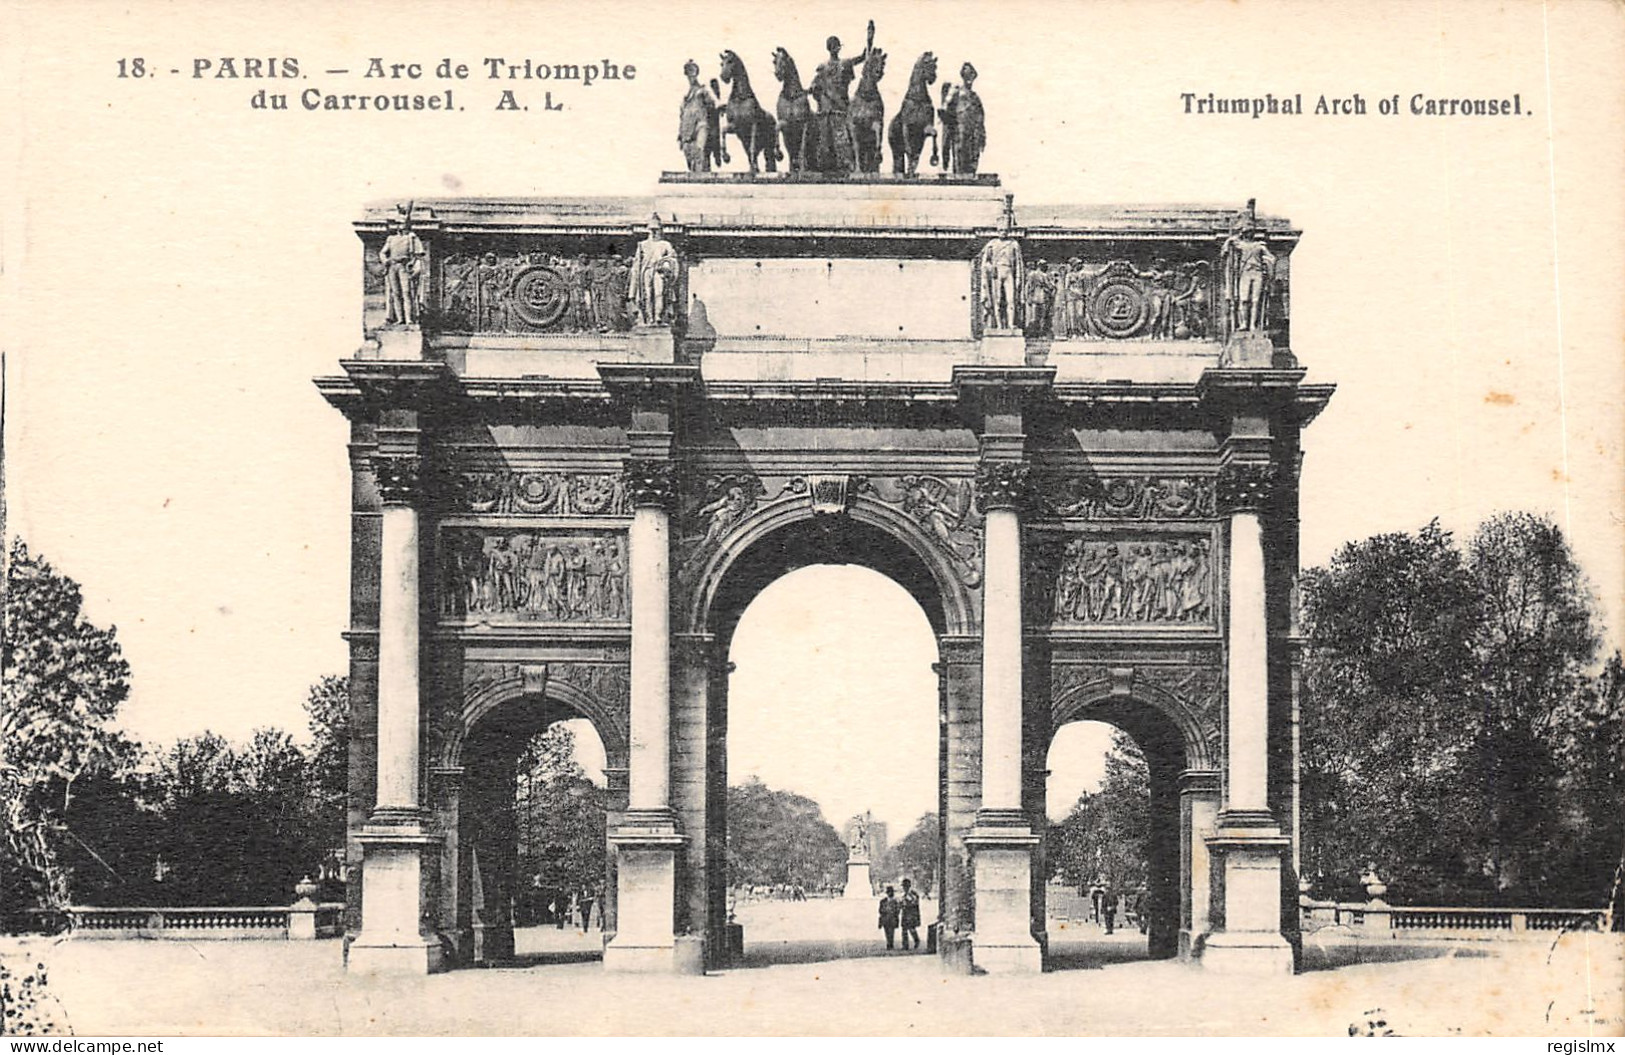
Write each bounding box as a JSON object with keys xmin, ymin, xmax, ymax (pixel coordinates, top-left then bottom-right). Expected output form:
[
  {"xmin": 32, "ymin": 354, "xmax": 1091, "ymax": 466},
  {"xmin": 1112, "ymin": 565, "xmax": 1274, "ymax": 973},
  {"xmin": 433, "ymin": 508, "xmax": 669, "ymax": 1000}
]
[{"xmin": 877, "ymin": 879, "xmax": 922, "ymax": 951}]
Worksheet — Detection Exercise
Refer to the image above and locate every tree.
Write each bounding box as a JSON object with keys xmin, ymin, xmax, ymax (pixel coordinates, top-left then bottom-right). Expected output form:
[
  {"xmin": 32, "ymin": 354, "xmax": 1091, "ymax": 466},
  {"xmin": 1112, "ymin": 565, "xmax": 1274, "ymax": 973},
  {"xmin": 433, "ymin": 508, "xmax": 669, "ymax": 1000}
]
[
  {"xmin": 302, "ymin": 675, "xmax": 349, "ymax": 811},
  {"xmin": 1299, "ymin": 520, "xmax": 1482, "ymax": 901},
  {"xmin": 301, "ymin": 675, "xmax": 349, "ymax": 874},
  {"xmin": 143, "ymin": 728, "xmax": 327, "ymax": 905},
  {"xmin": 1, "ymin": 540, "xmax": 132, "ymax": 912},
  {"xmin": 1049, "ymin": 731, "xmax": 1150, "ymax": 894},
  {"xmin": 878, "ymin": 812, "xmax": 940, "ymax": 895},
  {"xmin": 1549, "ymin": 652, "xmax": 1625, "ymax": 912},
  {"xmin": 1300, "ymin": 513, "xmax": 1613, "ymax": 906},
  {"xmin": 726, "ymin": 777, "xmax": 846, "ymax": 890},
  {"xmin": 1464, "ymin": 513, "xmax": 1598, "ymax": 897},
  {"xmin": 515, "ymin": 724, "xmax": 606, "ymax": 903}
]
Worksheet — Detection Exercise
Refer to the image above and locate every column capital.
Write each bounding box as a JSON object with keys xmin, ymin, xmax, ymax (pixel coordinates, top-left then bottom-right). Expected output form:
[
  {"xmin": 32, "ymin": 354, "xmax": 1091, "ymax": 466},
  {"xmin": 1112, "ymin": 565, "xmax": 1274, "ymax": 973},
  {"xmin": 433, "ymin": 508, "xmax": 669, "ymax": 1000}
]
[
  {"xmin": 622, "ymin": 458, "xmax": 676, "ymax": 509},
  {"xmin": 373, "ymin": 454, "xmax": 424, "ymax": 505},
  {"xmin": 1178, "ymin": 769, "xmax": 1223, "ymax": 795},
  {"xmin": 975, "ymin": 460, "xmax": 1035, "ymax": 513},
  {"xmin": 1216, "ymin": 461, "xmax": 1278, "ymax": 514}
]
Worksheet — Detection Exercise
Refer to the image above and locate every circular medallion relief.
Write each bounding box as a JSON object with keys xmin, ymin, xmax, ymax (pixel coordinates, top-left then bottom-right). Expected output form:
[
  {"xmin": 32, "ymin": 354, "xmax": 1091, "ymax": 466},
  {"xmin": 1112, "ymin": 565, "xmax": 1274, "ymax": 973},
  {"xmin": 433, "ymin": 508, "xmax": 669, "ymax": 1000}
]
[
  {"xmin": 1089, "ymin": 280, "xmax": 1150, "ymax": 339},
  {"xmin": 509, "ymin": 266, "xmax": 570, "ymax": 328}
]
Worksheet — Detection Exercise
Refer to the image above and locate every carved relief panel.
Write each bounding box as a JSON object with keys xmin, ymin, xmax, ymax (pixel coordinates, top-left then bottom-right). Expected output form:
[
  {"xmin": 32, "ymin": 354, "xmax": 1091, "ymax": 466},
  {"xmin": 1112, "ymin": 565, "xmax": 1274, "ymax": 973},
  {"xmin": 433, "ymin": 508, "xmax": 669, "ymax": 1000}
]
[
  {"xmin": 449, "ymin": 469, "xmax": 631, "ymax": 518},
  {"xmin": 439, "ymin": 529, "xmax": 628, "ymax": 623},
  {"xmin": 438, "ymin": 251, "xmax": 636, "ymax": 335},
  {"xmin": 1048, "ymin": 535, "xmax": 1215, "ymax": 626}
]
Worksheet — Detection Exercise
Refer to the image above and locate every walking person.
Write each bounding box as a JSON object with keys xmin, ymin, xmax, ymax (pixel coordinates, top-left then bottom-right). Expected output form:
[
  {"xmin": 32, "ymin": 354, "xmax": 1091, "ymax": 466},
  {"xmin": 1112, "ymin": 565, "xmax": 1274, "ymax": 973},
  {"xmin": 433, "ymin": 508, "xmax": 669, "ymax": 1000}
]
[
  {"xmin": 899, "ymin": 878, "xmax": 922, "ymax": 951},
  {"xmin": 877, "ymin": 884, "xmax": 901, "ymax": 950},
  {"xmin": 1103, "ymin": 887, "xmax": 1117, "ymax": 935}
]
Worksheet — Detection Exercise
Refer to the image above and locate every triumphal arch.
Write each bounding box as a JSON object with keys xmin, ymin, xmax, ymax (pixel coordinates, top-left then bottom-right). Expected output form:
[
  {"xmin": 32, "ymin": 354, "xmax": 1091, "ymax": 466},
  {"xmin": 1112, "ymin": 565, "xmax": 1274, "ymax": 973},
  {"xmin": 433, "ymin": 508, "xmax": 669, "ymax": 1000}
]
[{"xmin": 320, "ymin": 161, "xmax": 1332, "ymax": 976}]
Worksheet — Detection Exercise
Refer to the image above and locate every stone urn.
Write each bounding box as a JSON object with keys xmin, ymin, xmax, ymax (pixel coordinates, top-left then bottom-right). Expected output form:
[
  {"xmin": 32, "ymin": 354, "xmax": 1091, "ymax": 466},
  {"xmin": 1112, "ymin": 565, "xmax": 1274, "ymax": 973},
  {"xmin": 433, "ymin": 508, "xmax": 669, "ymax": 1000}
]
[
  {"xmin": 293, "ymin": 875, "xmax": 321, "ymax": 903},
  {"xmin": 1360, "ymin": 865, "xmax": 1388, "ymax": 903}
]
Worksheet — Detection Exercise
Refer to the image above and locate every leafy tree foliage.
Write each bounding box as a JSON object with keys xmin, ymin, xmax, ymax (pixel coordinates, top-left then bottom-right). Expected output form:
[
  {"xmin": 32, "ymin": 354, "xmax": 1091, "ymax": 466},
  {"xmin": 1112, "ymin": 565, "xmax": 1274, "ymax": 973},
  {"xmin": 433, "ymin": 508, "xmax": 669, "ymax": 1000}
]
[
  {"xmin": 301, "ymin": 675, "xmax": 349, "ymax": 860},
  {"xmin": 1, "ymin": 540, "xmax": 132, "ymax": 911},
  {"xmin": 141, "ymin": 728, "xmax": 329, "ymax": 905},
  {"xmin": 726, "ymin": 777, "xmax": 847, "ymax": 890},
  {"xmin": 1301, "ymin": 513, "xmax": 1615, "ymax": 906},
  {"xmin": 515, "ymin": 723, "xmax": 606, "ymax": 900},
  {"xmin": 1048, "ymin": 731, "xmax": 1150, "ymax": 894},
  {"xmin": 878, "ymin": 812, "xmax": 940, "ymax": 894}
]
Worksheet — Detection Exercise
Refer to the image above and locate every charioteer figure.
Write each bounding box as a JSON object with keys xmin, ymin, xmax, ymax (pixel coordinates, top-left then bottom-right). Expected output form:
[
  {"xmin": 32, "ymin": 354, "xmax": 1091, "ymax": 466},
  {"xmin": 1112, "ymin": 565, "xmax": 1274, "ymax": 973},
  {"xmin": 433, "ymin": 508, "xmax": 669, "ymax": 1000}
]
[{"xmin": 807, "ymin": 19, "xmax": 876, "ymax": 173}]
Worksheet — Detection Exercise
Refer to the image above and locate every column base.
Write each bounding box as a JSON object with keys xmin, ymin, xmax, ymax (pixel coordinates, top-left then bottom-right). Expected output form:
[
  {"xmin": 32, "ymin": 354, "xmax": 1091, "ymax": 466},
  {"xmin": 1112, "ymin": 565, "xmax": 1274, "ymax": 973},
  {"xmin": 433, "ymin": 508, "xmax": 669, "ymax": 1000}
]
[
  {"xmin": 1202, "ymin": 823, "xmax": 1293, "ymax": 975},
  {"xmin": 605, "ymin": 811, "xmax": 685, "ymax": 974},
  {"xmin": 349, "ymin": 820, "xmax": 445, "ymax": 976},
  {"xmin": 972, "ymin": 939, "xmax": 1044, "ymax": 974},
  {"xmin": 1198, "ymin": 930, "xmax": 1294, "ymax": 975},
  {"xmin": 348, "ymin": 936, "xmax": 446, "ymax": 976},
  {"xmin": 966, "ymin": 818, "xmax": 1042, "ymax": 975}
]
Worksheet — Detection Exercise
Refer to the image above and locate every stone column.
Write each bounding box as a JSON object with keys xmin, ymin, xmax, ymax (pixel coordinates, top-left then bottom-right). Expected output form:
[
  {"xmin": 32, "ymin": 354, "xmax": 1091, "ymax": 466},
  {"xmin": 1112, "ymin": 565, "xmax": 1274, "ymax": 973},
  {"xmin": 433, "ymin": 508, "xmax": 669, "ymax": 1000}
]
[
  {"xmin": 964, "ymin": 461, "xmax": 1041, "ymax": 973},
  {"xmin": 936, "ymin": 636, "xmax": 981, "ymax": 971},
  {"xmin": 605, "ymin": 458, "xmax": 685, "ymax": 972},
  {"xmin": 1202, "ymin": 460, "xmax": 1293, "ymax": 973},
  {"xmin": 349, "ymin": 453, "xmax": 444, "ymax": 975}
]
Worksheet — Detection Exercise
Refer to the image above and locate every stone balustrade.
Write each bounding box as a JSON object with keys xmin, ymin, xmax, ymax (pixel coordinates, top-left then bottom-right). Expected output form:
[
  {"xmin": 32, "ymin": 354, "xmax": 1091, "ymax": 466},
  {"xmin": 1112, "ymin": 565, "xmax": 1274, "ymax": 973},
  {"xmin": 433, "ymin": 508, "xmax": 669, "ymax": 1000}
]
[
  {"xmin": 1300, "ymin": 898, "xmax": 1608, "ymax": 940},
  {"xmin": 16, "ymin": 903, "xmax": 346, "ymax": 941}
]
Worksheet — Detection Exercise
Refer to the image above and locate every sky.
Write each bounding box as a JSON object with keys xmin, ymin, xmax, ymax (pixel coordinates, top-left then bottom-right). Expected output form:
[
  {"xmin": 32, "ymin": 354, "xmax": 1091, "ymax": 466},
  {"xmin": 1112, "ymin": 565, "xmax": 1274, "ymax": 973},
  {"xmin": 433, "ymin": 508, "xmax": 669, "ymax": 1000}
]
[{"xmin": 4, "ymin": 0, "xmax": 1622, "ymax": 838}]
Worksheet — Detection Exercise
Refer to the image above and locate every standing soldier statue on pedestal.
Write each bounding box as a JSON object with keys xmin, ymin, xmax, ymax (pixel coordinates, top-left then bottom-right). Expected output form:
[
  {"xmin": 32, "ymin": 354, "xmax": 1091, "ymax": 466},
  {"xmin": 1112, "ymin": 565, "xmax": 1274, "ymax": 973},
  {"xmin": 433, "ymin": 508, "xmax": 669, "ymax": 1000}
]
[
  {"xmin": 380, "ymin": 204, "xmax": 426, "ymax": 326},
  {"xmin": 629, "ymin": 214, "xmax": 679, "ymax": 326}
]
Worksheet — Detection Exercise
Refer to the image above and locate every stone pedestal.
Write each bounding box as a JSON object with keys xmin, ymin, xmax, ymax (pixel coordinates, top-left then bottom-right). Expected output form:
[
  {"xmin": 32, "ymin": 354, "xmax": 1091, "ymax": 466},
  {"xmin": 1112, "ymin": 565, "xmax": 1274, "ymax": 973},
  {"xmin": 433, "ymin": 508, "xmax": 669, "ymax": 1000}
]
[
  {"xmin": 348, "ymin": 824, "xmax": 445, "ymax": 975},
  {"xmin": 627, "ymin": 324, "xmax": 677, "ymax": 364},
  {"xmin": 604, "ymin": 814, "xmax": 685, "ymax": 972},
  {"xmin": 1202, "ymin": 827, "xmax": 1294, "ymax": 974},
  {"xmin": 978, "ymin": 328, "xmax": 1026, "ymax": 367},
  {"xmin": 844, "ymin": 859, "xmax": 873, "ymax": 899},
  {"xmin": 374, "ymin": 325, "xmax": 425, "ymax": 361},
  {"xmin": 966, "ymin": 821, "xmax": 1042, "ymax": 974},
  {"xmin": 1220, "ymin": 333, "xmax": 1274, "ymax": 369},
  {"xmin": 287, "ymin": 898, "xmax": 318, "ymax": 941}
]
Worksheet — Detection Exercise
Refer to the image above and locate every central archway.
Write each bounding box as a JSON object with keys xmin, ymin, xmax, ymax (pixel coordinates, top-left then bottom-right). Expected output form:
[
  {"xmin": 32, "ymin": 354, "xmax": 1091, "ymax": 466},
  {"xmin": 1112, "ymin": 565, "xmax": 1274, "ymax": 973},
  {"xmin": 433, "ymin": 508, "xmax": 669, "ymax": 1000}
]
[
  {"xmin": 727, "ymin": 563, "xmax": 940, "ymax": 962},
  {"xmin": 678, "ymin": 498, "xmax": 978, "ymax": 965}
]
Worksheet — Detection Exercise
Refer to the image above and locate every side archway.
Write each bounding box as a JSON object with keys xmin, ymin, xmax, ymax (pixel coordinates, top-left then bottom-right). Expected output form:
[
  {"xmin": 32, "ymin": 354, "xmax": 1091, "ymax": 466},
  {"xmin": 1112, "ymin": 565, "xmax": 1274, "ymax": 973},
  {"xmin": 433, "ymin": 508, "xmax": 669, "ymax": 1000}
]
[{"xmin": 434, "ymin": 670, "xmax": 629, "ymax": 966}]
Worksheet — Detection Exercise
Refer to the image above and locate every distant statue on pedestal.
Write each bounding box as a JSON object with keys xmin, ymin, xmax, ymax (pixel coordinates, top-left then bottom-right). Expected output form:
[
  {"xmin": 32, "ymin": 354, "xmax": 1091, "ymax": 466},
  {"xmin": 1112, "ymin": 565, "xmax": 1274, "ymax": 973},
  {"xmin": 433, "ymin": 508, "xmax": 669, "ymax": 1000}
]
[
  {"xmin": 380, "ymin": 204, "xmax": 426, "ymax": 325},
  {"xmin": 629, "ymin": 215, "xmax": 679, "ymax": 325},
  {"xmin": 849, "ymin": 813, "xmax": 871, "ymax": 859},
  {"xmin": 979, "ymin": 197, "xmax": 1024, "ymax": 330},
  {"xmin": 844, "ymin": 812, "xmax": 874, "ymax": 899}
]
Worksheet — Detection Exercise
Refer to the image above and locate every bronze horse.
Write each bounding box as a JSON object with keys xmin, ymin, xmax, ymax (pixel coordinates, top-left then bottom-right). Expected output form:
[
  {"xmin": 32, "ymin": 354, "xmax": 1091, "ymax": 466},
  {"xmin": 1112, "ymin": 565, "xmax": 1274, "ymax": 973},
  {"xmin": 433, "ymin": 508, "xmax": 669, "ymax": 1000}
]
[
  {"xmin": 887, "ymin": 51, "xmax": 939, "ymax": 176},
  {"xmin": 772, "ymin": 47, "xmax": 815, "ymax": 173},
  {"xmin": 850, "ymin": 48, "xmax": 887, "ymax": 174},
  {"xmin": 719, "ymin": 50, "xmax": 780, "ymax": 174}
]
